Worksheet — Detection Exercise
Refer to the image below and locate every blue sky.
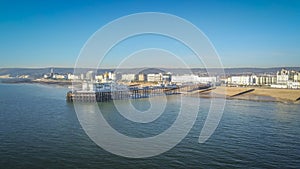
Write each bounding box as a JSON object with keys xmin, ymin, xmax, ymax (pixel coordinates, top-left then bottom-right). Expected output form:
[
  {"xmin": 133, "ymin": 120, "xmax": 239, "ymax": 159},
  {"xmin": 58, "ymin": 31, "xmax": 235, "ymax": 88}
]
[{"xmin": 0, "ymin": 0, "xmax": 299, "ymax": 68}]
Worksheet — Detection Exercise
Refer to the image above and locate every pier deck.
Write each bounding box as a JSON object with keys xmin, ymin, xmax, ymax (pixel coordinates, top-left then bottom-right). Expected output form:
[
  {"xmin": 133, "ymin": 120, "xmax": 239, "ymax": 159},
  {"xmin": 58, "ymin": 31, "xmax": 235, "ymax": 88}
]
[{"xmin": 67, "ymin": 84, "xmax": 209, "ymax": 102}]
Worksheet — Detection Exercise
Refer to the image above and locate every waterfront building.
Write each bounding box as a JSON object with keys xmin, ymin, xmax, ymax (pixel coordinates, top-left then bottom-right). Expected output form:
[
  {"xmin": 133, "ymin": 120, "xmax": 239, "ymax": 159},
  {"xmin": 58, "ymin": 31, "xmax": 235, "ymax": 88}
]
[
  {"xmin": 271, "ymin": 76, "xmax": 277, "ymax": 84},
  {"xmin": 171, "ymin": 74, "xmax": 216, "ymax": 84},
  {"xmin": 50, "ymin": 68, "xmax": 54, "ymax": 78},
  {"xmin": 198, "ymin": 76, "xmax": 217, "ymax": 84},
  {"xmin": 256, "ymin": 75, "xmax": 277, "ymax": 85},
  {"xmin": 121, "ymin": 74, "xmax": 136, "ymax": 82},
  {"xmin": 86, "ymin": 71, "xmax": 95, "ymax": 81},
  {"xmin": 250, "ymin": 75, "xmax": 258, "ymax": 85},
  {"xmin": 228, "ymin": 75, "xmax": 276, "ymax": 86},
  {"xmin": 219, "ymin": 77, "xmax": 228, "ymax": 85},
  {"xmin": 80, "ymin": 73, "xmax": 85, "ymax": 80},
  {"xmin": 147, "ymin": 73, "xmax": 162, "ymax": 82},
  {"xmin": 276, "ymin": 68, "xmax": 300, "ymax": 85},
  {"xmin": 67, "ymin": 73, "xmax": 79, "ymax": 80},
  {"xmin": 277, "ymin": 69, "xmax": 290, "ymax": 84},
  {"xmin": 52, "ymin": 74, "xmax": 66, "ymax": 80},
  {"xmin": 103, "ymin": 72, "xmax": 108, "ymax": 79},
  {"xmin": 43, "ymin": 68, "xmax": 55, "ymax": 79},
  {"xmin": 162, "ymin": 73, "xmax": 172, "ymax": 83},
  {"xmin": 102, "ymin": 72, "xmax": 116, "ymax": 81},
  {"xmin": 138, "ymin": 73, "xmax": 146, "ymax": 82},
  {"xmin": 108, "ymin": 72, "xmax": 116, "ymax": 80},
  {"xmin": 171, "ymin": 74, "xmax": 198, "ymax": 83},
  {"xmin": 293, "ymin": 72, "xmax": 300, "ymax": 82},
  {"xmin": 95, "ymin": 74, "xmax": 103, "ymax": 82},
  {"xmin": 229, "ymin": 76, "xmax": 251, "ymax": 85}
]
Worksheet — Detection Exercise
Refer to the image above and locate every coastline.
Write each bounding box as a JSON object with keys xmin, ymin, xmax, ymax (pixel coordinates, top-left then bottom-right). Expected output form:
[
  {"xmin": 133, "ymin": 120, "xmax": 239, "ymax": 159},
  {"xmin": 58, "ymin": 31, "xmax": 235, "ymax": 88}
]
[
  {"xmin": 1, "ymin": 79, "xmax": 300, "ymax": 104},
  {"xmin": 0, "ymin": 78, "xmax": 79, "ymax": 87}
]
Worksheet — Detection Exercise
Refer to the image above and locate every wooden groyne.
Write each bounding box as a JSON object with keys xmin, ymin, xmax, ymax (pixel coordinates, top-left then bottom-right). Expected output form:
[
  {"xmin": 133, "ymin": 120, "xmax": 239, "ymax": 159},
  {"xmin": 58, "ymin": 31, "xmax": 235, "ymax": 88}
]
[
  {"xmin": 230, "ymin": 89, "xmax": 255, "ymax": 97},
  {"xmin": 193, "ymin": 87, "xmax": 216, "ymax": 94}
]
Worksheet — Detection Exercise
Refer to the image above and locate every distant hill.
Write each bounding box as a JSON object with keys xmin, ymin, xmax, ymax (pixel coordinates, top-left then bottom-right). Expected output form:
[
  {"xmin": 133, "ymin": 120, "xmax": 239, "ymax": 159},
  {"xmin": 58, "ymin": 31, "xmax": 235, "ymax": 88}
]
[{"xmin": 0, "ymin": 67, "xmax": 299, "ymax": 77}]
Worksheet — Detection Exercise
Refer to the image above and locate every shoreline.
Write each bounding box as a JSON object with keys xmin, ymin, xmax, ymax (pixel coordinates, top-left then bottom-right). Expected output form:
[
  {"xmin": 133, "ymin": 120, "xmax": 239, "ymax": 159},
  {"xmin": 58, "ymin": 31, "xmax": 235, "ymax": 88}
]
[
  {"xmin": 1, "ymin": 80, "xmax": 299, "ymax": 104},
  {"xmin": 0, "ymin": 78, "xmax": 79, "ymax": 87}
]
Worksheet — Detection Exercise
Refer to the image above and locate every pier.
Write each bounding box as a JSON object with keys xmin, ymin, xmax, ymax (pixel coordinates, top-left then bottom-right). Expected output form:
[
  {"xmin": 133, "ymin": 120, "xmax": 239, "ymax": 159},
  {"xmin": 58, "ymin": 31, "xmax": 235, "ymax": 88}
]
[{"xmin": 66, "ymin": 83, "xmax": 209, "ymax": 102}]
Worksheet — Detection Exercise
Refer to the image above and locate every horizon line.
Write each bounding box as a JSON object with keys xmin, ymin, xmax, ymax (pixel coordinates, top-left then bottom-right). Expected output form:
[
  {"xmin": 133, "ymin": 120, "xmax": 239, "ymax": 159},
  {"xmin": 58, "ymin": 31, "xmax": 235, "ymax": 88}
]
[{"xmin": 0, "ymin": 66, "xmax": 300, "ymax": 69}]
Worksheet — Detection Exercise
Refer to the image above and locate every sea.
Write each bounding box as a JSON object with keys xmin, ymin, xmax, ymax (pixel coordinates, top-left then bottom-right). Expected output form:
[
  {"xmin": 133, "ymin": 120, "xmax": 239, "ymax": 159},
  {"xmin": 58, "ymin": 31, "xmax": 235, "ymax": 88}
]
[{"xmin": 0, "ymin": 83, "xmax": 299, "ymax": 169}]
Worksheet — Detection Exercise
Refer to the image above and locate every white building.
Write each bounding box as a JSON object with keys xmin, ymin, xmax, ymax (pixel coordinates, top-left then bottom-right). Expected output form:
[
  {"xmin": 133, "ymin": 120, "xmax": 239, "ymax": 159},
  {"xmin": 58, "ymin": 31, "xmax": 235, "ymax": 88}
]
[
  {"xmin": 271, "ymin": 81, "xmax": 300, "ymax": 89},
  {"xmin": 277, "ymin": 69, "xmax": 289, "ymax": 85},
  {"xmin": 67, "ymin": 74, "xmax": 79, "ymax": 80},
  {"xmin": 86, "ymin": 71, "xmax": 95, "ymax": 81},
  {"xmin": 162, "ymin": 73, "xmax": 172, "ymax": 83},
  {"xmin": 198, "ymin": 76, "xmax": 216, "ymax": 84},
  {"xmin": 102, "ymin": 72, "xmax": 116, "ymax": 81},
  {"xmin": 255, "ymin": 75, "xmax": 276, "ymax": 85},
  {"xmin": 53, "ymin": 74, "xmax": 66, "ymax": 80},
  {"xmin": 171, "ymin": 74, "xmax": 216, "ymax": 84},
  {"xmin": 293, "ymin": 72, "xmax": 300, "ymax": 82},
  {"xmin": 107, "ymin": 72, "xmax": 116, "ymax": 80},
  {"xmin": 250, "ymin": 75, "xmax": 258, "ymax": 85},
  {"xmin": 147, "ymin": 73, "xmax": 162, "ymax": 82},
  {"xmin": 229, "ymin": 76, "xmax": 251, "ymax": 85},
  {"xmin": 228, "ymin": 75, "xmax": 276, "ymax": 86},
  {"xmin": 121, "ymin": 74, "xmax": 136, "ymax": 81},
  {"xmin": 138, "ymin": 74, "xmax": 146, "ymax": 82},
  {"xmin": 171, "ymin": 74, "xmax": 199, "ymax": 83},
  {"xmin": 275, "ymin": 68, "xmax": 300, "ymax": 86},
  {"xmin": 95, "ymin": 74, "xmax": 103, "ymax": 82},
  {"xmin": 80, "ymin": 73, "xmax": 85, "ymax": 80}
]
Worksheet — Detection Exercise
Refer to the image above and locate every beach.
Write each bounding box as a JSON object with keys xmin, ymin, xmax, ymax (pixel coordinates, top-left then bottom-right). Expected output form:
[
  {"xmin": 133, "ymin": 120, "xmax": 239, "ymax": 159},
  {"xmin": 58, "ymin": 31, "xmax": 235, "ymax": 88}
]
[{"xmin": 203, "ymin": 86, "xmax": 300, "ymax": 103}]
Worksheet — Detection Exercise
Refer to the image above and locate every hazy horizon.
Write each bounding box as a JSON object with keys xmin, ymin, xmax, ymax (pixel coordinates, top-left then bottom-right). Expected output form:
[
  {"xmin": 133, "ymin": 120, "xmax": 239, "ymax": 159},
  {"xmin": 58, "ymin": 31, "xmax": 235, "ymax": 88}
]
[{"xmin": 1, "ymin": 66, "xmax": 300, "ymax": 70}]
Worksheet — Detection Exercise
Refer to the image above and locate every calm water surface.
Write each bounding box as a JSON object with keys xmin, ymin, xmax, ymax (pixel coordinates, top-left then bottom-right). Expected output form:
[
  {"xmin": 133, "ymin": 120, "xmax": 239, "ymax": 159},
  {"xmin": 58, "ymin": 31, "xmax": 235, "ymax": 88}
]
[{"xmin": 0, "ymin": 84, "xmax": 299, "ymax": 168}]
